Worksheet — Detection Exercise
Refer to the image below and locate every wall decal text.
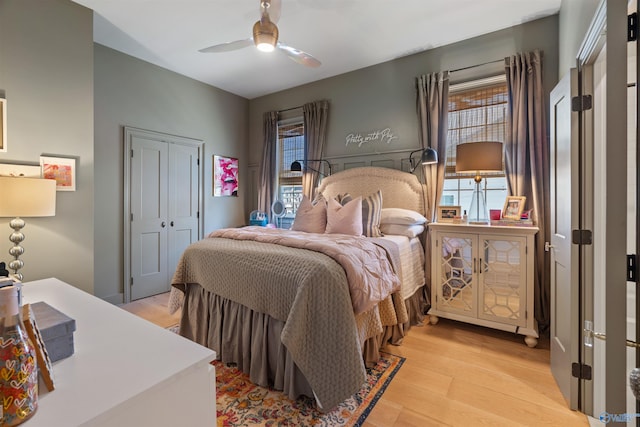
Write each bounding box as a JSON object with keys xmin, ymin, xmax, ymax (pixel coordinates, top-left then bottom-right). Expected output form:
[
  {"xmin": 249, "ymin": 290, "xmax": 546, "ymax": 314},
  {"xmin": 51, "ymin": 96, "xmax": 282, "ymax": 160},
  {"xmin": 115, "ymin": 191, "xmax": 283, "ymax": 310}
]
[{"xmin": 345, "ymin": 128, "xmax": 397, "ymax": 147}]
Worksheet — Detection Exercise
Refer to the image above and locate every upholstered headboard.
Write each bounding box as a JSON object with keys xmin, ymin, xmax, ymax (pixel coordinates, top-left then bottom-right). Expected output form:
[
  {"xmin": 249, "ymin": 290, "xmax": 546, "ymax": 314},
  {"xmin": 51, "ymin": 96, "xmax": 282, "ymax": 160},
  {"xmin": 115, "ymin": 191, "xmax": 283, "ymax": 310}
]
[{"xmin": 316, "ymin": 167, "xmax": 425, "ymax": 216}]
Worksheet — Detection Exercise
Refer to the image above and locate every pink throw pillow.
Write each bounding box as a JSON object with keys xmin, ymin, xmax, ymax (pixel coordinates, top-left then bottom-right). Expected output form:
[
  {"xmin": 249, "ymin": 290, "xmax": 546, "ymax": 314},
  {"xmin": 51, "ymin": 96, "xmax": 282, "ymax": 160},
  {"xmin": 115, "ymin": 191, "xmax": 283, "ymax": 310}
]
[
  {"xmin": 291, "ymin": 195, "xmax": 326, "ymax": 233},
  {"xmin": 325, "ymin": 197, "xmax": 363, "ymax": 235}
]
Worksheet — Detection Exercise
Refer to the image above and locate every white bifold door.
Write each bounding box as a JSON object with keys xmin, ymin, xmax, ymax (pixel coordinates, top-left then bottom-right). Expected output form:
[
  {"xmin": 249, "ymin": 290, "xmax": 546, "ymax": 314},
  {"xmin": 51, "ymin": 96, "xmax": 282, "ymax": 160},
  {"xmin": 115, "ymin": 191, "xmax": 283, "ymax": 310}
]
[{"xmin": 124, "ymin": 127, "xmax": 202, "ymax": 302}]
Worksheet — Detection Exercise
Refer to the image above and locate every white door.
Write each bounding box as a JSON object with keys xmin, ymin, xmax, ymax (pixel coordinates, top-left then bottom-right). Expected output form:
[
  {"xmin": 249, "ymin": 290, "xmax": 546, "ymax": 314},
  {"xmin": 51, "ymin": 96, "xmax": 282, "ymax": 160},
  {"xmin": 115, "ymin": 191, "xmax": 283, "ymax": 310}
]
[
  {"xmin": 167, "ymin": 143, "xmax": 200, "ymax": 279},
  {"xmin": 125, "ymin": 127, "xmax": 202, "ymax": 302},
  {"xmin": 549, "ymin": 69, "xmax": 580, "ymax": 410},
  {"xmin": 130, "ymin": 134, "xmax": 169, "ymax": 301}
]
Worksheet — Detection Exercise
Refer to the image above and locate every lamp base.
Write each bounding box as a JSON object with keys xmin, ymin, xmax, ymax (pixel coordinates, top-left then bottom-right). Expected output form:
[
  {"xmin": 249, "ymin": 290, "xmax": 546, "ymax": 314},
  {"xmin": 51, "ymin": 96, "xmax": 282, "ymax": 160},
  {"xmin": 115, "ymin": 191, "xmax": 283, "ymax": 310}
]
[
  {"xmin": 467, "ymin": 182, "xmax": 489, "ymax": 224},
  {"xmin": 8, "ymin": 217, "xmax": 25, "ymax": 281}
]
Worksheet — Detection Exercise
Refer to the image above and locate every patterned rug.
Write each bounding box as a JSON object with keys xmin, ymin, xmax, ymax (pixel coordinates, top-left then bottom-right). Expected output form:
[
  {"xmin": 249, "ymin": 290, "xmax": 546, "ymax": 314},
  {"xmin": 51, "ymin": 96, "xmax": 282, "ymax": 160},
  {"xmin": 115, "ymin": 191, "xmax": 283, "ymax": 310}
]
[
  {"xmin": 165, "ymin": 324, "xmax": 404, "ymax": 426},
  {"xmin": 215, "ymin": 353, "xmax": 404, "ymax": 427}
]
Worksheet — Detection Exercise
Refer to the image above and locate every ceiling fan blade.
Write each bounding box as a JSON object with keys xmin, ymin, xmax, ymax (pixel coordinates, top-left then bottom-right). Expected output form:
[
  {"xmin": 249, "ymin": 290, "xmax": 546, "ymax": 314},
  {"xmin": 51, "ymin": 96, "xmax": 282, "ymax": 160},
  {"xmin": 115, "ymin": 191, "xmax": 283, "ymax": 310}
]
[
  {"xmin": 277, "ymin": 42, "xmax": 321, "ymax": 68},
  {"xmin": 199, "ymin": 38, "xmax": 253, "ymax": 53}
]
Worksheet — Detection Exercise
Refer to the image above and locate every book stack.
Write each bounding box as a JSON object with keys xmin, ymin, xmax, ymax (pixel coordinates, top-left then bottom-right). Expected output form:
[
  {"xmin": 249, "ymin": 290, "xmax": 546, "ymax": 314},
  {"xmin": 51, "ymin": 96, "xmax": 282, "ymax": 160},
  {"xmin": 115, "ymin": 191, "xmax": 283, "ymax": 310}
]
[{"xmin": 490, "ymin": 209, "xmax": 535, "ymax": 227}]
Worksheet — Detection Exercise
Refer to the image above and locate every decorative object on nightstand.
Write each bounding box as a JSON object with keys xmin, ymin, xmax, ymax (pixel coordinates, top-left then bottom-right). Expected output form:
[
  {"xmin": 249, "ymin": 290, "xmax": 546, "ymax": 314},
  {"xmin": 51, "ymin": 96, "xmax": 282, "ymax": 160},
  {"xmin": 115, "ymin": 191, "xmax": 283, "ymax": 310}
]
[
  {"xmin": 455, "ymin": 141, "xmax": 503, "ymax": 224},
  {"xmin": 428, "ymin": 222, "xmax": 539, "ymax": 347},
  {"xmin": 0, "ymin": 285, "xmax": 38, "ymax": 425},
  {"xmin": 271, "ymin": 199, "xmax": 286, "ymax": 228},
  {"xmin": 0, "ymin": 177, "xmax": 56, "ymax": 281},
  {"xmin": 249, "ymin": 210, "xmax": 268, "ymax": 226}
]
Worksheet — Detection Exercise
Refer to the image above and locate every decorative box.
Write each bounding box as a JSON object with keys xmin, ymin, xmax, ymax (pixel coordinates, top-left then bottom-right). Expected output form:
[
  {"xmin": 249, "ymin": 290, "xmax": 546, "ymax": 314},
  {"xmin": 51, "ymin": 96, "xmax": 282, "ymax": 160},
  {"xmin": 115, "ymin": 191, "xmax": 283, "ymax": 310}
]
[{"xmin": 30, "ymin": 301, "xmax": 76, "ymax": 362}]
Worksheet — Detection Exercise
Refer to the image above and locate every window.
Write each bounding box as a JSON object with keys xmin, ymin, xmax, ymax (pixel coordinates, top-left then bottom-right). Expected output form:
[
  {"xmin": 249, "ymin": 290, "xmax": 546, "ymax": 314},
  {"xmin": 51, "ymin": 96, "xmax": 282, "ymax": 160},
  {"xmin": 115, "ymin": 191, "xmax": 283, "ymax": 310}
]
[
  {"xmin": 277, "ymin": 119, "xmax": 304, "ymax": 228},
  {"xmin": 441, "ymin": 76, "xmax": 508, "ymax": 212}
]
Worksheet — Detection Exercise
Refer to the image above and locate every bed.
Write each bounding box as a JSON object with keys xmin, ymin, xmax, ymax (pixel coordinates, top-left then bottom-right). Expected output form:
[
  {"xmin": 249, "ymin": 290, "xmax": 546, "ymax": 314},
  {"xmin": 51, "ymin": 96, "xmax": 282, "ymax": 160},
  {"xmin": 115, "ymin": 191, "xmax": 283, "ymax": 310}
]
[{"xmin": 169, "ymin": 166, "xmax": 429, "ymax": 410}]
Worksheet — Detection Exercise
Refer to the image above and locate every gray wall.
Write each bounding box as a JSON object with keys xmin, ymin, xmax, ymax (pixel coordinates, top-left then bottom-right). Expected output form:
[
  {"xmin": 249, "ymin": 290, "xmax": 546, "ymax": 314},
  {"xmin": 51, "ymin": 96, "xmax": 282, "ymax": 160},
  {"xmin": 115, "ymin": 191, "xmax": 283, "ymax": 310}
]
[
  {"xmin": 558, "ymin": 0, "xmax": 602, "ymax": 79},
  {"xmin": 94, "ymin": 45, "xmax": 249, "ymax": 302},
  {"xmin": 0, "ymin": 0, "xmax": 95, "ymax": 293},
  {"xmin": 248, "ymin": 15, "xmax": 559, "ymax": 212},
  {"xmin": 0, "ymin": 0, "xmax": 249, "ymax": 302}
]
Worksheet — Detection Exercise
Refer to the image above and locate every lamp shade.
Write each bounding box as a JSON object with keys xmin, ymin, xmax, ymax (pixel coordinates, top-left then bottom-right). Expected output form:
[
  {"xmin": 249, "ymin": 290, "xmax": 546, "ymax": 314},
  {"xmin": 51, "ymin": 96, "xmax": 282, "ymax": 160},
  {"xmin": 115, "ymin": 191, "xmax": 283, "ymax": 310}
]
[
  {"xmin": 455, "ymin": 141, "xmax": 503, "ymax": 173},
  {"xmin": 421, "ymin": 147, "xmax": 438, "ymax": 165},
  {"xmin": 0, "ymin": 177, "xmax": 56, "ymax": 217},
  {"xmin": 290, "ymin": 161, "xmax": 302, "ymax": 172}
]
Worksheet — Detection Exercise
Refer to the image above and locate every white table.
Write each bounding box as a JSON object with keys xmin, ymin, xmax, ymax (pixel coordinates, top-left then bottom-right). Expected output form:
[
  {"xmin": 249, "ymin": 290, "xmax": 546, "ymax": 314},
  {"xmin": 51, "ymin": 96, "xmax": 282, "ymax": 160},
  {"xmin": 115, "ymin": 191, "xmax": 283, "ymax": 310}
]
[{"xmin": 21, "ymin": 278, "xmax": 216, "ymax": 427}]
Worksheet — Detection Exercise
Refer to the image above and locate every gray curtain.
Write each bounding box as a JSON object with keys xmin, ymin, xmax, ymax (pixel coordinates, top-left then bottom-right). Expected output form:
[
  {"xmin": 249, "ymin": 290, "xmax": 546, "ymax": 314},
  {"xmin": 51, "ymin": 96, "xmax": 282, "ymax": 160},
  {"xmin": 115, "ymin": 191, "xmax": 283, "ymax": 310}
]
[
  {"xmin": 504, "ymin": 49, "xmax": 550, "ymax": 331},
  {"xmin": 416, "ymin": 71, "xmax": 450, "ymax": 308},
  {"xmin": 302, "ymin": 100, "xmax": 330, "ymax": 198},
  {"xmin": 258, "ymin": 111, "xmax": 279, "ymax": 217}
]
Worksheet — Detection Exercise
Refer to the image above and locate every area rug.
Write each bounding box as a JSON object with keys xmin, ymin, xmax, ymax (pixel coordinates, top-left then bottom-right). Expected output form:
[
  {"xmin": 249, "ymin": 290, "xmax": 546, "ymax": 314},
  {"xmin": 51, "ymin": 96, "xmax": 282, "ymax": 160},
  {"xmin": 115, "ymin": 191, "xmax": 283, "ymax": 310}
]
[
  {"xmin": 215, "ymin": 353, "xmax": 404, "ymax": 427},
  {"xmin": 165, "ymin": 324, "xmax": 404, "ymax": 426}
]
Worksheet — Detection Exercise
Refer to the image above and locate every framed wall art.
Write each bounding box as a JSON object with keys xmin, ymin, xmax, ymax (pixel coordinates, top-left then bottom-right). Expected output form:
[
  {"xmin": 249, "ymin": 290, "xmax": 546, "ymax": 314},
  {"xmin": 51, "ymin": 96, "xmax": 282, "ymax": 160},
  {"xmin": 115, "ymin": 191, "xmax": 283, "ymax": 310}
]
[
  {"xmin": 502, "ymin": 196, "xmax": 526, "ymax": 220},
  {"xmin": 40, "ymin": 156, "xmax": 76, "ymax": 191},
  {"xmin": 0, "ymin": 98, "xmax": 6, "ymax": 152},
  {"xmin": 437, "ymin": 205, "xmax": 461, "ymax": 223},
  {"xmin": 213, "ymin": 155, "xmax": 238, "ymax": 197},
  {"xmin": 0, "ymin": 163, "xmax": 41, "ymax": 177}
]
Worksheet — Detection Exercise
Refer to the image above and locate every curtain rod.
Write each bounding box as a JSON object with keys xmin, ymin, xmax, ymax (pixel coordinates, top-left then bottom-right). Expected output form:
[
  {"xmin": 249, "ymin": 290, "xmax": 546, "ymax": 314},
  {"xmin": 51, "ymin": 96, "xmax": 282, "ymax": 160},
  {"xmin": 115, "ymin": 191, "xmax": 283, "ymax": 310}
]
[
  {"xmin": 450, "ymin": 58, "xmax": 504, "ymax": 73},
  {"xmin": 277, "ymin": 105, "xmax": 303, "ymax": 114}
]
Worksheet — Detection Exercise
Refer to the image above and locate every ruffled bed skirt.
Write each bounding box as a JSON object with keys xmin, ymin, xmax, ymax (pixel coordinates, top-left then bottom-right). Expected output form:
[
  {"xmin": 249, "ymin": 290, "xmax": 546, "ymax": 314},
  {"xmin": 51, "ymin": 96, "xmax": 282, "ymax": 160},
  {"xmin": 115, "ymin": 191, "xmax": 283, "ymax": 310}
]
[{"xmin": 178, "ymin": 283, "xmax": 428, "ymax": 403}]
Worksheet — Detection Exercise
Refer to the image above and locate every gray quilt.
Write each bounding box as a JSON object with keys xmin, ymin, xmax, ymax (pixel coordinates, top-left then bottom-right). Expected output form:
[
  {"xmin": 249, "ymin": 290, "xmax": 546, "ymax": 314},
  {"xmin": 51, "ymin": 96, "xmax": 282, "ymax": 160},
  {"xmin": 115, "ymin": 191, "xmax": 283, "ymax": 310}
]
[{"xmin": 171, "ymin": 228, "xmax": 405, "ymax": 410}]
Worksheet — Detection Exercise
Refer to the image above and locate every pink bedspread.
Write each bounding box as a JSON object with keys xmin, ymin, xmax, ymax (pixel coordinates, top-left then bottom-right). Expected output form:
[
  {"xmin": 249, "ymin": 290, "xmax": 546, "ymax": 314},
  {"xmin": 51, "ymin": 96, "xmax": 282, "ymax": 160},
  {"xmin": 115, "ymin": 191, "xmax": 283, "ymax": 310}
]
[{"xmin": 209, "ymin": 226, "xmax": 401, "ymax": 315}]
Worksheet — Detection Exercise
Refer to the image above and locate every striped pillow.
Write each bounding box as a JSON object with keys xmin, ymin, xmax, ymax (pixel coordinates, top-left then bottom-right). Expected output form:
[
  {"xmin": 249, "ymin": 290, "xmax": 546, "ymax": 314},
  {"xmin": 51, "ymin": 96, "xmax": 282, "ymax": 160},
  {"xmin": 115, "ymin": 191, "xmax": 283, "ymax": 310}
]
[{"xmin": 337, "ymin": 191, "xmax": 383, "ymax": 237}]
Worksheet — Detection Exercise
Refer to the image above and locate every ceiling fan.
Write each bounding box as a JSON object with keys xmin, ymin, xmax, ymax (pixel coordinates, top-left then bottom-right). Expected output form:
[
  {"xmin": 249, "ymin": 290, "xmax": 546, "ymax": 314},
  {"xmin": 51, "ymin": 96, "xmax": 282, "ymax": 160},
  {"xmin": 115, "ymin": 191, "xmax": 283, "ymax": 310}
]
[{"xmin": 198, "ymin": 0, "xmax": 321, "ymax": 68}]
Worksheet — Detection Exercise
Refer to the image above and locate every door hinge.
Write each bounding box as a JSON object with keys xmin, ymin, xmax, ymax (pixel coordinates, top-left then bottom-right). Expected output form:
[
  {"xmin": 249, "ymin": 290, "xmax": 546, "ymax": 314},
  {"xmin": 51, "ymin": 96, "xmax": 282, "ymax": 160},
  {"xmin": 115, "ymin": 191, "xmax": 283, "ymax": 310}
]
[
  {"xmin": 572, "ymin": 362, "xmax": 592, "ymax": 380},
  {"xmin": 572, "ymin": 229, "xmax": 593, "ymax": 245},
  {"xmin": 197, "ymin": 211, "xmax": 200, "ymax": 219},
  {"xmin": 629, "ymin": 12, "xmax": 638, "ymax": 42},
  {"xmin": 628, "ymin": 254, "xmax": 638, "ymax": 282},
  {"xmin": 130, "ymin": 213, "xmax": 133, "ymax": 222},
  {"xmin": 130, "ymin": 277, "xmax": 133, "ymax": 287},
  {"xmin": 131, "ymin": 149, "xmax": 134, "ymax": 158},
  {"xmin": 571, "ymin": 95, "xmax": 592, "ymax": 112},
  {"xmin": 197, "ymin": 158, "xmax": 200, "ymax": 166}
]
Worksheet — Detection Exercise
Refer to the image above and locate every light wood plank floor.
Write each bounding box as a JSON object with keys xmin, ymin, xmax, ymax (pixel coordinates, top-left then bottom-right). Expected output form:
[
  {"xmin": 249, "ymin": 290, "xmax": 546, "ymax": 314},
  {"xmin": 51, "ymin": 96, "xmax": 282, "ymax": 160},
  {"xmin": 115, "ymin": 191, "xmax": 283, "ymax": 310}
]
[{"xmin": 121, "ymin": 293, "xmax": 588, "ymax": 427}]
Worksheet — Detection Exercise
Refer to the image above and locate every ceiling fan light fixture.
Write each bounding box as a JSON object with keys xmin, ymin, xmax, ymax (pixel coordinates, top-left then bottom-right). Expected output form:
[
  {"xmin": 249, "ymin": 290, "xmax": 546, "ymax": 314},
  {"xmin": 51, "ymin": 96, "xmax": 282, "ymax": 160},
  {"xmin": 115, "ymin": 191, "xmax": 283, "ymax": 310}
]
[{"xmin": 253, "ymin": 19, "xmax": 278, "ymax": 52}]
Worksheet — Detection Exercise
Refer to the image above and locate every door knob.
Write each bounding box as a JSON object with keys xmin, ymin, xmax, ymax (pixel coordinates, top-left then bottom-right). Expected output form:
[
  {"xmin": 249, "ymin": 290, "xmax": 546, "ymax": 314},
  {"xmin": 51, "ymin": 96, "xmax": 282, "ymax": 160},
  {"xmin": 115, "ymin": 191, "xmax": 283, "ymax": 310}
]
[
  {"xmin": 161, "ymin": 221, "xmax": 166, "ymax": 228},
  {"xmin": 544, "ymin": 242, "xmax": 555, "ymax": 252},
  {"xmin": 170, "ymin": 221, "xmax": 174, "ymax": 227}
]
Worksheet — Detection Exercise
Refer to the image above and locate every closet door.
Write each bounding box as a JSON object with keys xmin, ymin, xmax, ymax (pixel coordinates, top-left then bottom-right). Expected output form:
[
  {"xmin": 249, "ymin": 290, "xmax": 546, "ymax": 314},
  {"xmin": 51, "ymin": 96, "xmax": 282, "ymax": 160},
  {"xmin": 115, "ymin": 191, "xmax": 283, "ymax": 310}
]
[
  {"xmin": 130, "ymin": 134, "xmax": 169, "ymax": 301},
  {"xmin": 167, "ymin": 143, "xmax": 199, "ymax": 282},
  {"xmin": 125, "ymin": 127, "xmax": 202, "ymax": 302}
]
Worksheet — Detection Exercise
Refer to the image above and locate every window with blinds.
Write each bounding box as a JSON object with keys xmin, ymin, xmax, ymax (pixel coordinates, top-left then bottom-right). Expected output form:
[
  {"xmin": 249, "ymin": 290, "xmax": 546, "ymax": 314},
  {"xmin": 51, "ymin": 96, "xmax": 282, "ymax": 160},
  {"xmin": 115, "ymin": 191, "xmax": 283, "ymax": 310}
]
[
  {"xmin": 441, "ymin": 77, "xmax": 508, "ymax": 209},
  {"xmin": 277, "ymin": 120, "xmax": 304, "ymax": 225},
  {"xmin": 445, "ymin": 82, "xmax": 508, "ymax": 177}
]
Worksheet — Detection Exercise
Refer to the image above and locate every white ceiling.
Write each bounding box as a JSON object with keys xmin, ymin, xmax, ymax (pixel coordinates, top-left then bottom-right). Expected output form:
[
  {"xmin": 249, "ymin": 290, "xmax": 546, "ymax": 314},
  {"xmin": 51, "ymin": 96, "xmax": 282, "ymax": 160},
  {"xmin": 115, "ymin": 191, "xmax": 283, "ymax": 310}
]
[{"xmin": 72, "ymin": 0, "xmax": 561, "ymax": 99}]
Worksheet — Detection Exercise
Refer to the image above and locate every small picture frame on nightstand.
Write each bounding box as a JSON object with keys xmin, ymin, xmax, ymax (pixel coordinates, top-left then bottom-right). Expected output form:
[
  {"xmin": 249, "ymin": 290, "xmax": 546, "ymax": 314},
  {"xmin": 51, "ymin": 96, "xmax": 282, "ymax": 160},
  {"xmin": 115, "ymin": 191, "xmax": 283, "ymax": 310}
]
[{"xmin": 437, "ymin": 205, "xmax": 461, "ymax": 223}]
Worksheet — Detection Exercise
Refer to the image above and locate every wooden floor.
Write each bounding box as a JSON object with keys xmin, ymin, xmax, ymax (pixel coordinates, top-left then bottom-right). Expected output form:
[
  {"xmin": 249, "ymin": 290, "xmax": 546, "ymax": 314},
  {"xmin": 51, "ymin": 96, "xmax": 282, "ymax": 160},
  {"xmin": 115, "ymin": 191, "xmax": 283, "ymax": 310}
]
[{"xmin": 121, "ymin": 293, "xmax": 588, "ymax": 427}]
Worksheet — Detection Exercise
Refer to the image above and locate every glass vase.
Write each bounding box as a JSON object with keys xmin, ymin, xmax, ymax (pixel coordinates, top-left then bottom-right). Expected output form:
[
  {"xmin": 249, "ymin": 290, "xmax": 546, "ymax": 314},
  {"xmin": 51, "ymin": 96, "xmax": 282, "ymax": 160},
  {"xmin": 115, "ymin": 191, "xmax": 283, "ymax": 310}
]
[{"xmin": 0, "ymin": 285, "xmax": 37, "ymax": 426}]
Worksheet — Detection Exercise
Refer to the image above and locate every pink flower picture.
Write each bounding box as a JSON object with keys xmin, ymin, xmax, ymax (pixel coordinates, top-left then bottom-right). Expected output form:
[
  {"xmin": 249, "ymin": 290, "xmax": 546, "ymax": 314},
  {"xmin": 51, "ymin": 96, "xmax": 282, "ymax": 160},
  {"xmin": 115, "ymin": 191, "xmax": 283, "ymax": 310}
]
[{"xmin": 213, "ymin": 155, "xmax": 238, "ymax": 197}]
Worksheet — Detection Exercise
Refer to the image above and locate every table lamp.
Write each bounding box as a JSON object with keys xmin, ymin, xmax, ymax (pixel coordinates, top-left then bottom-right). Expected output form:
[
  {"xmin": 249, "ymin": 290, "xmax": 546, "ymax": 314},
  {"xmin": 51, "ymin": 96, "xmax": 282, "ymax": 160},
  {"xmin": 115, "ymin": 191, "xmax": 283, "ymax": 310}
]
[
  {"xmin": 0, "ymin": 177, "xmax": 56, "ymax": 280},
  {"xmin": 455, "ymin": 141, "xmax": 503, "ymax": 224}
]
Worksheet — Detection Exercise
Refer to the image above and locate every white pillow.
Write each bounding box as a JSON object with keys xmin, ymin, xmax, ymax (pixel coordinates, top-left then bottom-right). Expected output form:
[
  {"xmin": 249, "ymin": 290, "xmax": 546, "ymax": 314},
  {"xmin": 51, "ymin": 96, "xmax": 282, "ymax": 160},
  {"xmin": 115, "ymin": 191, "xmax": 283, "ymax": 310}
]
[
  {"xmin": 380, "ymin": 208, "xmax": 427, "ymax": 225},
  {"xmin": 291, "ymin": 195, "xmax": 326, "ymax": 234},
  {"xmin": 380, "ymin": 223, "xmax": 425, "ymax": 238},
  {"xmin": 326, "ymin": 197, "xmax": 363, "ymax": 235}
]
